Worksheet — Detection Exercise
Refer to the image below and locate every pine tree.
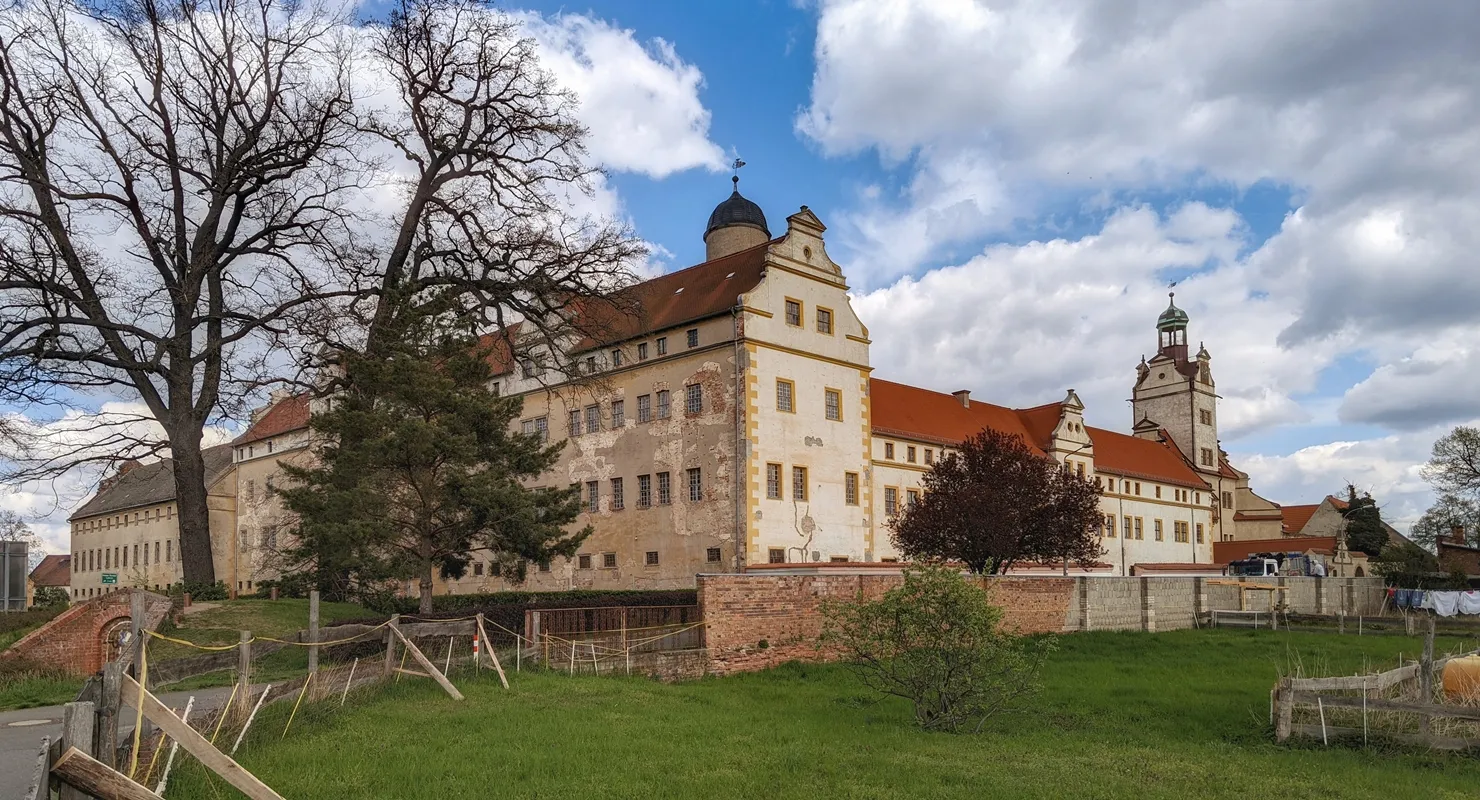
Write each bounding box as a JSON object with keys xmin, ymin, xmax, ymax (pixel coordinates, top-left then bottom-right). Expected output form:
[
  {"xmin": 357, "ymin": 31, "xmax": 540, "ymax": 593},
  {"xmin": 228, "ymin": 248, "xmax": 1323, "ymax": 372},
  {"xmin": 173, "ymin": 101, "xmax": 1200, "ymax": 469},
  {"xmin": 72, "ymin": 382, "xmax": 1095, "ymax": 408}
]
[
  {"xmin": 1343, "ymin": 484, "xmax": 1388, "ymax": 558},
  {"xmin": 278, "ymin": 315, "xmax": 588, "ymax": 612}
]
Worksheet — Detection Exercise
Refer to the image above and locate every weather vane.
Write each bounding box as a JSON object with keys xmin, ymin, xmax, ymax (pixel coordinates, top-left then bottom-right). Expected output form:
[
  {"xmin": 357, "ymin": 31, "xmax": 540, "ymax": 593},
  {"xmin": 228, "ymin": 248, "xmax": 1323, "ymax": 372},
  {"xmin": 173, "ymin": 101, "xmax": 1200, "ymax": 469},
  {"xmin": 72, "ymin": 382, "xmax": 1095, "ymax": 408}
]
[{"xmin": 731, "ymin": 157, "xmax": 746, "ymax": 189}]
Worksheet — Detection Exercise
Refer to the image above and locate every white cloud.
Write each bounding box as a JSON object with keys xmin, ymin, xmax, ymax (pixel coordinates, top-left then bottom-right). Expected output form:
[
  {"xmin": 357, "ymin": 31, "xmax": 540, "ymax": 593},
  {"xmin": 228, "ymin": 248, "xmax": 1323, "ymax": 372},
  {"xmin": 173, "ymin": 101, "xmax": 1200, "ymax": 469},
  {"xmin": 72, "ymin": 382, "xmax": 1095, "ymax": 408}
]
[
  {"xmin": 1339, "ymin": 335, "xmax": 1480, "ymax": 431},
  {"xmin": 522, "ymin": 14, "xmax": 726, "ymax": 179}
]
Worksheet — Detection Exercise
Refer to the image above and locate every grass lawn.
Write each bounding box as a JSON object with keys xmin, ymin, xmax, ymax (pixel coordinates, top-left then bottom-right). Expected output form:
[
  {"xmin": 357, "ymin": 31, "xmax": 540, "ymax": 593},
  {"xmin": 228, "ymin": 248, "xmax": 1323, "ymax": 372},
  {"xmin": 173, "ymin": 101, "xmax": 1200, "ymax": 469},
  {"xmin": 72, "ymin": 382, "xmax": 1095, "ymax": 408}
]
[
  {"xmin": 162, "ymin": 628, "xmax": 1480, "ymax": 799},
  {"xmin": 0, "ymin": 598, "xmax": 369, "ymax": 710}
]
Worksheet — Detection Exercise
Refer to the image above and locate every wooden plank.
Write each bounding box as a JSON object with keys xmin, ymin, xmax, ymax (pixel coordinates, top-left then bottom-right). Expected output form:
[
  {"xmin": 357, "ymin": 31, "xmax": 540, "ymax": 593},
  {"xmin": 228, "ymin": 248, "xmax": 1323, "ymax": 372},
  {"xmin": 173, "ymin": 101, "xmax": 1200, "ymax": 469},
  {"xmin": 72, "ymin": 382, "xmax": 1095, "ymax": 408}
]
[
  {"xmin": 120, "ymin": 674, "xmax": 286, "ymax": 800},
  {"xmin": 1291, "ymin": 692, "xmax": 1480, "ymax": 722},
  {"xmin": 384, "ymin": 615, "xmax": 399, "ymax": 677},
  {"xmin": 476, "ymin": 615, "xmax": 509, "ymax": 690},
  {"xmin": 60, "ymin": 701, "xmax": 96, "ymax": 800},
  {"xmin": 26, "ymin": 735, "xmax": 50, "ymax": 800},
  {"xmin": 1274, "ymin": 679, "xmax": 1293, "ymax": 742},
  {"xmin": 97, "ymin": 662, "xmax": 122, "ymax": 769},
  {"xmin": 391, "ymin": 624, "xmax": 465, "ymax": 701},
  {"xmin": 308, "ymin": 590, "xmax": 320, "ymax": 674},
  {"xmin": 51, "ymin": 746, "xmax": 165, "ymax": 800},
  {"xmin": 1289, "ymin": 723, "xmax": 1477, "ymax": 751},
  {"xmin": 395, "ymin": 668, "xmax": 431, "ymax": 678}
]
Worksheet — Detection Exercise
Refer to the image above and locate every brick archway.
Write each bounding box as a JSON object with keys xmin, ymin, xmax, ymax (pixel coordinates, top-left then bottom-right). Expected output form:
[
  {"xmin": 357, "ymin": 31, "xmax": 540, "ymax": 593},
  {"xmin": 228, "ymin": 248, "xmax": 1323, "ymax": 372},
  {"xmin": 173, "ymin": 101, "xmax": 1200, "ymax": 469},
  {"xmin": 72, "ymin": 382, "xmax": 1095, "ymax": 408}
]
[{"xmin": 0, "ymin": 589, "xmax": 172, "ymax": 675}]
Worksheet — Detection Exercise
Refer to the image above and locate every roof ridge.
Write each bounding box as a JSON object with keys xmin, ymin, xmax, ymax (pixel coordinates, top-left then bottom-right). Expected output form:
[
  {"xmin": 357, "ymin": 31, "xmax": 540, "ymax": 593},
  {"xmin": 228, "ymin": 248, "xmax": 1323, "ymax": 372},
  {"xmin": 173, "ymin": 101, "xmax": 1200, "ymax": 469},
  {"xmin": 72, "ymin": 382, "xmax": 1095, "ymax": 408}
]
[{"xmin": 625, "ymin": 237, "xmax": 780, "ymax": 288}]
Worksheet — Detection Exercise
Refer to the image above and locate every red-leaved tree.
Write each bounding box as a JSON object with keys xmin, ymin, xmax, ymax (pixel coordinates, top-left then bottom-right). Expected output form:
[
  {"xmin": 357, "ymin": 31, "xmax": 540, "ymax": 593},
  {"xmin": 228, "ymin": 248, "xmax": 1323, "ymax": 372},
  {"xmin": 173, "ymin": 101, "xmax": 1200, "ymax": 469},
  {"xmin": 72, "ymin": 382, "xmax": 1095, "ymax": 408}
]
[{"xmin": 889, "ymin": 429, "xmax": 1103, "ymax": 574}]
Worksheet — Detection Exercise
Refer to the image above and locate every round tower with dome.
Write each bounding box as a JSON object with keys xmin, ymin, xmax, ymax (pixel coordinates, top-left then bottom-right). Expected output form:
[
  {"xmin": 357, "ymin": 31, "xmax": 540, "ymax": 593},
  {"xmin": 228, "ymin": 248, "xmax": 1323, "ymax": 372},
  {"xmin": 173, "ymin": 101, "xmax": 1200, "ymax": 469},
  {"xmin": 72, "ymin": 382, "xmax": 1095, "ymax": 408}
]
[{"xmin": 703, "ymin": 176, "xmax": 770, "ymax": 261}]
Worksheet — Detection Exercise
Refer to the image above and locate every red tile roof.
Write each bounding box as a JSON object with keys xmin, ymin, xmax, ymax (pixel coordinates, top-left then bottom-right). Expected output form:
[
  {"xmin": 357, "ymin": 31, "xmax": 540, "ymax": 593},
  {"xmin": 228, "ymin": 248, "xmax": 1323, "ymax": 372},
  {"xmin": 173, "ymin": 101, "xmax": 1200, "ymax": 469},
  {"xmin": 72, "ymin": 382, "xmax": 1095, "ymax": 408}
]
[
  {"xmin": 570, "ymin": 239, "xmax": 776, "ymax": 351},
  {"xmin": 1212, "ymin": 536, "xmax": 1337, "ymax": 564},
  {"xmin": 29, "ymin": 554, "xmax": 71, "ymax": 587},
  {"xmin": 868, "ymin": 379, "xmax": 1209, "ymax": 488},
  {"xmin": 1086, "ymin": 426, "xmax": 1208, "ymax": 489},
  {"xmin": 1279, "ymin": 504, "xmax": 1321, "ymax": 535},
  {"xmin": 870, "ymin": 379, "xmax": 1044, "ymax": 453},
  {"xmin": 477, "ymin": 322, "xmax": 524, "ymax": 377},
  {"xmin": 233, "ymin": 394, "xmax": 310, "ymax": 446}
]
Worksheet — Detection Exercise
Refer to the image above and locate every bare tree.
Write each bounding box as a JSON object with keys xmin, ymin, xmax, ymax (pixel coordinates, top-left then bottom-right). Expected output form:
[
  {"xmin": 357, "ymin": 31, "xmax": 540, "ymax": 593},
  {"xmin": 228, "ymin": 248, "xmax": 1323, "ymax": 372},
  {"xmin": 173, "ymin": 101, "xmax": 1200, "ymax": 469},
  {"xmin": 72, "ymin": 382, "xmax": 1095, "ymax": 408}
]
[{"xmin": 0, "ymin": 0, "xmax": 363, "ymax": 583}]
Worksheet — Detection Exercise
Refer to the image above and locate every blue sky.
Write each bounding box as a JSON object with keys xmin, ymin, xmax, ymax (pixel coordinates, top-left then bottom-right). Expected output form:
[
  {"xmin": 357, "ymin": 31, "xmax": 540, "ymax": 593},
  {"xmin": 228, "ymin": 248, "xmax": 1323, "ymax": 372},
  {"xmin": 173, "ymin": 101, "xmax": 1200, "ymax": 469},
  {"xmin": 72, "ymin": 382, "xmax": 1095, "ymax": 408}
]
[{"xmin": 9, "ymin": 0, "xmax": 1480, "ymax": 552}]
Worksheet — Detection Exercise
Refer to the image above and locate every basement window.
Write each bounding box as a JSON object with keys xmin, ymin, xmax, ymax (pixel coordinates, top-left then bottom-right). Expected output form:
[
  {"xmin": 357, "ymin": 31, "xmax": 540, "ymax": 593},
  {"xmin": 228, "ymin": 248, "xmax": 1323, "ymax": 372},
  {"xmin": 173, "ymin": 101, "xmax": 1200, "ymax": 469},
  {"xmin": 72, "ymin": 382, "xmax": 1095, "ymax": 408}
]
[
  {"xmin": 768, "ymin": 548, "xmax": 785, "ymax": 564},
  {"xmin": 602, "ymin": 552, "xmax": 617, "ymax": 569},
  {"xmin": 706, "ymin": 547, "xmax": 722, "ymax": 563},
  {"xmin": 645, "ymin": 551, "xmax": 660, "ymax": 566},
  {"xmin": 578, "ymin": 554, "xmax": 592, "ymax": 570}
]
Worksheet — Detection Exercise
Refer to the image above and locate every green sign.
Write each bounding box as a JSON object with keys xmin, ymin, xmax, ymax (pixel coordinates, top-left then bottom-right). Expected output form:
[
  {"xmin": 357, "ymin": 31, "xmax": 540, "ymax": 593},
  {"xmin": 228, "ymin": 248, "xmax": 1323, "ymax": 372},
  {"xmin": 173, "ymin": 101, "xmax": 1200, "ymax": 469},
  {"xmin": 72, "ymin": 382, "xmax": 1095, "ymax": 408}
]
[{"xmin": 101, "ymin": 573, "xmax": 117, "ymax": 585}]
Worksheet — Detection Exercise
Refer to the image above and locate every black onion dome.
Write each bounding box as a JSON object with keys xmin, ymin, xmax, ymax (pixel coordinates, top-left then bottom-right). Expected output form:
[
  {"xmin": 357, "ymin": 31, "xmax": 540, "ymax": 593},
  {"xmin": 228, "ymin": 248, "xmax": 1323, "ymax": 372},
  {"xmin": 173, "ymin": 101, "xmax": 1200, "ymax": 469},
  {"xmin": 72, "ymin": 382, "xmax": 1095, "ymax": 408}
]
[{"xmin": 705, "ymin": 178, "xmax": 769, "ymax": 239}]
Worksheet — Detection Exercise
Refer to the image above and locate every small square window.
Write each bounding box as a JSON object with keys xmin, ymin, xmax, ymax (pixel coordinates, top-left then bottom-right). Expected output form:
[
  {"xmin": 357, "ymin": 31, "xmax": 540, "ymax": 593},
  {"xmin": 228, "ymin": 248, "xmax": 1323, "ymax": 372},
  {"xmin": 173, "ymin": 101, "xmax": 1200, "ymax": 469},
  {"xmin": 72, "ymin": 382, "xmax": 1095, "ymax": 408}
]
[
  {"xmin": 687, "ymin": 328, "xmax": 699, "ymax": 348},
  {"xmin": 706, "ymin": 547, "xmax": 722, "ymax": 563},
  {"xmin": 776, "ymin": 379, "xmax": 794, "ymax": 412},
  {"xmin": 768, "ymin": 548, "xmax": 785, "ymax": 564},
  {"xmin": 578, "ymin": 554, "xmax": 592, "ymax": 570},
  {"xmin": 602, "ymin": 552, "xmax": 617, "ymax": 569},
  {"xmin": 656, "ymin": 337, "xmax": 668, "ymax": 355},
  {"xmin": 538, "ymin": 560, "xmax": 551, "ymax": 573},
  {"xmin": 785, "ymin": 299, "xmax": 802, "ymax": 327},
  {"xmin": 829, "ymin": 555, "xmax": 848, "ymax": 563},
  {"xmin": 645, "ymin": 550, "xmax": 660, "ymax": 566}
]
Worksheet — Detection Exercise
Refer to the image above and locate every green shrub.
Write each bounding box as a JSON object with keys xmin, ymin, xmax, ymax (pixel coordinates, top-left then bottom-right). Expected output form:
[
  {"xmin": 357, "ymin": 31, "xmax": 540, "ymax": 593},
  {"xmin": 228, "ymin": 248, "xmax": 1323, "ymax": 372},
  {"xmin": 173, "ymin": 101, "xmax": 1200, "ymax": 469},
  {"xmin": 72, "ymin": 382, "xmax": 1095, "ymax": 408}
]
[
  {"xmin": 821, "ymin": 565, "xmax": 1053, "ymax": 733},
  {"xmin": 30, "ymin": 586, "xmax": 70, "ymax": 609},
  {"xmin": 168, "ymin": 580, "xmax": 230, "ymax": 601}
]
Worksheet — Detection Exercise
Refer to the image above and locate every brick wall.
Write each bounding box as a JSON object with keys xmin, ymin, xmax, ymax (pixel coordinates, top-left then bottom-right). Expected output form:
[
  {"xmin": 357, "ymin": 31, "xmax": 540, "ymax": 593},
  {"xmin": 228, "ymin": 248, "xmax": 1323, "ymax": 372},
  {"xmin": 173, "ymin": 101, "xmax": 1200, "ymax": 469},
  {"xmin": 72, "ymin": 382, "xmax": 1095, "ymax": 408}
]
[
  {"xmin": 699, "ymin": 574, "xmax": 1387, "ymax": 675},
  {"xmin": 1, "ymin": 589, "xmax": 171, "ymax": 675}
]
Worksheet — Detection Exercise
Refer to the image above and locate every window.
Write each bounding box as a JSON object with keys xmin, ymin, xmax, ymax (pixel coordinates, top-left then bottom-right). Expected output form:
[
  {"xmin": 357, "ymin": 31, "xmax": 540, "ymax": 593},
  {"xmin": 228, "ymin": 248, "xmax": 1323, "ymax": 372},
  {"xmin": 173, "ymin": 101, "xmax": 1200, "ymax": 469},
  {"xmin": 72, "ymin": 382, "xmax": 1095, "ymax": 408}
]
[
  {"xmin": 907, "ymin": 489, "xmax": 920, "ymax": 507},
  {"xmin": 578, "ymin": 554, "xmax": 591, "ymax": 570},
  {"xmin": 1196, "ymin": 523, "xmax": 1205, "ymax": 544},
  {"xmin": 611, "ymin": 477, "xmax": 624, "ymax": 510},
  {"xmin": 925, "ymin": 449, "xmax": 934, "ymax": 465},
  {"xmin": 785, "ymin": 299, "xmax": 802, "ymax": 327},
  {"xmin": 707, "ymin": 547, "xmax": 722, "ymax": 563},
  {"xmin": 568, "ymin": 409, "xmax": 581, "ymax": 436},
  {"xmin": 657, "ymin": 390, "xmax": 671, "ymax": 419},
  {"xmin": 166, "ymin": 541, "xmax": 171, "ymax": 562},
  {"xmin": 1200, "ymin": 447, "xmax": 1214, "ymax": 466},
  {"xmin": 1103, "ymin": 514, "xmax": 1115, "ymax": 538},
  {"xmin": 1134, "ymin": 482, "xmax": 1141, "ymax": 496},
  {"xmin": 1199, "ymin": 409, "xmax": 1212, "ymax": 425},
  {"xmin": 792, "ymin": 466, "xmax": 808, "ymax": 501},
  {"xmin": 844, "ymin": 472, "xmax": 859, "ymax": 506},
  {"xmin": 586, "ymin": 481, "xmax": 599, "ymax": 513},
  {"xmin": 829, "ymin": 555, "xmax": 848, "ymax": 563},
  {"xmin": 491, "ymin": 381, "xmax": 500, "ymax": 396},
  {"xmin": 1154, "ymin": 519, "xmax": 1164, "ymax": 541},
  {"xmin": 776, "ymin": 379, "xmax": 794, "ymax": 412},
  {"xmin": 611, "ymin": 349, "xmax": 623, "ymax": 367},
  {"xmin": 884, "ymin": 442, "xmax": 895, "ymax": 460},
  {"xmin": 637, "ymin": 394, "xmax": 652, "ymax": 423},
  {"xmin": 1123, "ymin": 516, "xmax": 1133, "ymax": 541},
  {"xmin": 657, "ymin": 472, "xmax": 672, "ymax": 505},
  {"xmin": 638, "ymin": 342, "xmax": 649, "ymax": 361},
  {"xmin": 1133, "ymin": 518, "xmax": 1143, "ymax": 540},
  {"xmin": 1155, "ymin": 485, "xmax": 1162, "ymax": 499},
  {"xmin": 884, "ymin": 487, "xmax": 898, "ymax": 516},
  {"xmin": 656, "ymin": 337, "xmax": 667, "ymax": 355},
  {"xmin": 816, "ymin": 307, "xmax": 833, "ymax": 334},
  {"xmin": 612, "ymin": 400, "xmax": 625, "ymax": 428},
  {"xmin": 142, "ymin": 543, "xmax": 148, "ymax": 566},
  {"xmin": 638, "ymin": 474, "xmax": 652, "ymax": 508},
  {"xmin": 685, "ymin": 384, "xmax": 703, "ymax": 414},
  {"xmin": 907, "ymin": 446, "xmax": 916, "ymax": 463},
  {"xmin": 768, "ymin": 548, "xmax": 786, "ymax": 564},
  {"xmin": 686, "ymin": 328, "xmax": 699, "ymax": 348},
  {"xmin": 645, "ymin": 551, "xmax": 660, "ymax": 566},
  {"xmin": 522, "ymin": 358, "xmax": 539, "ymax": 379},
  {"xmin": 585, "ymin": 405, "xmax": 600, "ymax": 434},
  {"xmin": 766, "ymin": 464, "xmax": 781, "ymax": 499},
  {"xmin": 825, "ymin": 389, "xmax": 842, "ymax": 421},
  {"xmin": 121, "ymin": 547, "xmax": 127, "ymax": 568},
  {"xmin": 687, "ymin": 467, "xmax": 703, "ymax": 502},
  {"xmin": 474, "ymin": 561, "xmax": 485, "ymax": 576},
  {"xmin": 1195, "ymin": 492, "xmax": 1201, "ymax": 504},
  {"xmin": 1174, "ymin": 521, "xmax": 1189, "ymax": 543},
  {"xmin": 602, "ymin": 552, "xmax": 617, "ymax": 569},
  {"xmin": 154, "ymin": 542, "xmax": 160, "ymax": 563},
  {"xmin": 585, "ymin": 356, "xmax": 596, "ymax": 374},
  {"xmin": 1223, "ymin": 491, "xmax": 1234, "ymax": 509}
]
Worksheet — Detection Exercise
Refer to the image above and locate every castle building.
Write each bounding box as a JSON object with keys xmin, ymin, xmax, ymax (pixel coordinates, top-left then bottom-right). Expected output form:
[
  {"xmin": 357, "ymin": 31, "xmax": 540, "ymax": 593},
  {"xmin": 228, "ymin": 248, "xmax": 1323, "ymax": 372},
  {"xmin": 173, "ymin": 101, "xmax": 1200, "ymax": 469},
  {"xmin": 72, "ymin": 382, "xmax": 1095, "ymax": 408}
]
[{"xmin": 65, "ymin": 181, "xmax": 1293, "ymax": 597}]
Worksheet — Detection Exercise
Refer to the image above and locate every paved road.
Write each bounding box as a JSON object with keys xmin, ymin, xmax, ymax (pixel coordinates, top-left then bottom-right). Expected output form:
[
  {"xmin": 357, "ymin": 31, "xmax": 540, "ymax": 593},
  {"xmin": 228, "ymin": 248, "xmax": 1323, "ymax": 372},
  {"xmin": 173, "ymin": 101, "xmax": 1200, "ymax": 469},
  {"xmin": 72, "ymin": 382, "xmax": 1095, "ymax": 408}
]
[{"xmin": 0, "ymin": 685, "xmax": 243, "ymax": 798}]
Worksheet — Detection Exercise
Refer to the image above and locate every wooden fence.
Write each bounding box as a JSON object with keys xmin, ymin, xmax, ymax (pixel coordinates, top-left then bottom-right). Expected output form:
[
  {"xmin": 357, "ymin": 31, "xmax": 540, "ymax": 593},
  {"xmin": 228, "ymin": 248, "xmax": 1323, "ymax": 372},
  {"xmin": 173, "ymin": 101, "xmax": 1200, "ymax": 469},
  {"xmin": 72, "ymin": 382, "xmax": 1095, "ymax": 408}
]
[{"xmin": 1272, "ymin": 619, "xmax": 1480, "ymax": 751}]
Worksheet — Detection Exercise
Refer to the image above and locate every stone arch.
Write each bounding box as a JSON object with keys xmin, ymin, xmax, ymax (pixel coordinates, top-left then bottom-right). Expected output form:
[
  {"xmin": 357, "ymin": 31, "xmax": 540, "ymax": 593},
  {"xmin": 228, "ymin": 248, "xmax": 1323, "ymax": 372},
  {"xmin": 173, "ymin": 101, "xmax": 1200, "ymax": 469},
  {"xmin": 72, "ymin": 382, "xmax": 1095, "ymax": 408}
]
[{"xmin": 1354, "ymin": 567, "xmax": 1366, "ymax": 577}]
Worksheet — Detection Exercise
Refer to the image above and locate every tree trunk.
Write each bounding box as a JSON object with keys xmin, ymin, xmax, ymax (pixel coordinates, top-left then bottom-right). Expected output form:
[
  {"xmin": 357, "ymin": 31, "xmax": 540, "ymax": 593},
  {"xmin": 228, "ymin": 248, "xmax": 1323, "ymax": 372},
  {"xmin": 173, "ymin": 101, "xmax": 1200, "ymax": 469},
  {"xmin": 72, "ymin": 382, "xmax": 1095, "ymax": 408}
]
[
  {"xmin": 419, "ymin": 565, "xmax": 435, "ymax": 615},
  {"xmin": 169, "ymin": 426, "xmax": 217, "ymax": 586}
]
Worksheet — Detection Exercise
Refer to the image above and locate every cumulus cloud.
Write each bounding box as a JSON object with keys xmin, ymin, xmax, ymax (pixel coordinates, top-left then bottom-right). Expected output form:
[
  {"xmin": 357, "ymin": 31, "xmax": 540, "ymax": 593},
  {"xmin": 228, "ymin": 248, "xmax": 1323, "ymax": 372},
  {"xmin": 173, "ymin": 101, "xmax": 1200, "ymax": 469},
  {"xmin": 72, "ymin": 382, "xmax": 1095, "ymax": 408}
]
[
  {"xmin": 809, "ymin": 0, "xmax": 1480, "ymax": 522},
  {"xmin": 522, "ymin": 14, "xmax": 726, "ymax": 179}
]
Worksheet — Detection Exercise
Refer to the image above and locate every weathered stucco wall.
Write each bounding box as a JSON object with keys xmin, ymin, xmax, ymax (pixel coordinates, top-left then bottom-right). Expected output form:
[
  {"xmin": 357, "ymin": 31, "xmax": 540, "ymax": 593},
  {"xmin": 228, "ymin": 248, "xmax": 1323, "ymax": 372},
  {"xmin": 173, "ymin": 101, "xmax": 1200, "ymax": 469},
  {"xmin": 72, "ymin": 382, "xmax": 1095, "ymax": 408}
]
[{"xmin": 699, "ymin": 574, "xmax": 1388, "ymax": 674}]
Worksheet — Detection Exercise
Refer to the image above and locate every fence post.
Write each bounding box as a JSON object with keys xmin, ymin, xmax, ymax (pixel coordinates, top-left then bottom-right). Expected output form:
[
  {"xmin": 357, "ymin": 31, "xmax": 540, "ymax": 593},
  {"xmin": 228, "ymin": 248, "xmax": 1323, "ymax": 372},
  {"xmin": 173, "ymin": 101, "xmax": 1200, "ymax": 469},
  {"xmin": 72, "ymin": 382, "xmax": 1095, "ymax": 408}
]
[
  {"xmin": 307, "ymin": 590, "xmax": 320, "ymax": 675},
  {"xmin": 60, "ymin": 701, "xmax": 96, "ymax": 800},
  {"xmin": 129, "ymin": 591, "xmax": 145, "ymax": 678},
  {"xmin": 1274, "ymin": 678, "xmax": 1293, "ymax": 742},
  {"xmin": 1420, "ymin": 615, "xmax": 1436, "ymax": 735},
  {"xmin": 384, "ymin": 614, "xmax": 400, "ymax": 677},
  {"xmin": 95, "ymin": 662, "xmax": 122, "ymax": 770},
  {"xmin": 237, "ymin": 630, "xmax": 252, "ymax": 715}
]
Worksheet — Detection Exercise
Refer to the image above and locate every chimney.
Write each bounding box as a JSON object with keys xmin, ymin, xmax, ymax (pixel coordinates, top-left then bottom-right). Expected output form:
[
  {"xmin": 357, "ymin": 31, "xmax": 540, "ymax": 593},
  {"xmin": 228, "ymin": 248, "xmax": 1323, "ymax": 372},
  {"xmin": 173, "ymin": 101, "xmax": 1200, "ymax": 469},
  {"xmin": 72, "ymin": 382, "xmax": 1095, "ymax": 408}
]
[
  {"xmin": 952, "ymin": 390, "xmax": 971, "ymax": 408},
  {"xmin": 98, "ymin": 460, "xmax": 142, "ymax": 494},
  {"xmin": 1451, "ymin": 525, "xmax": 1467, "ymax": 546}
]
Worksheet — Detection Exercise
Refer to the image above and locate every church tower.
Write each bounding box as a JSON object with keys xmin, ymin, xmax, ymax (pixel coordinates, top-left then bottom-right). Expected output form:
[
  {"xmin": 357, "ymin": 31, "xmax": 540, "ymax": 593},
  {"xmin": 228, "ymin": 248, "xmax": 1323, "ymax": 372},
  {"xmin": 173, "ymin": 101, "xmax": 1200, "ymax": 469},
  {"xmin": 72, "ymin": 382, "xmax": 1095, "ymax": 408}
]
[{"xmin": 1131, "ymin": 294, "xmax": 1219, "ymax": 474}]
